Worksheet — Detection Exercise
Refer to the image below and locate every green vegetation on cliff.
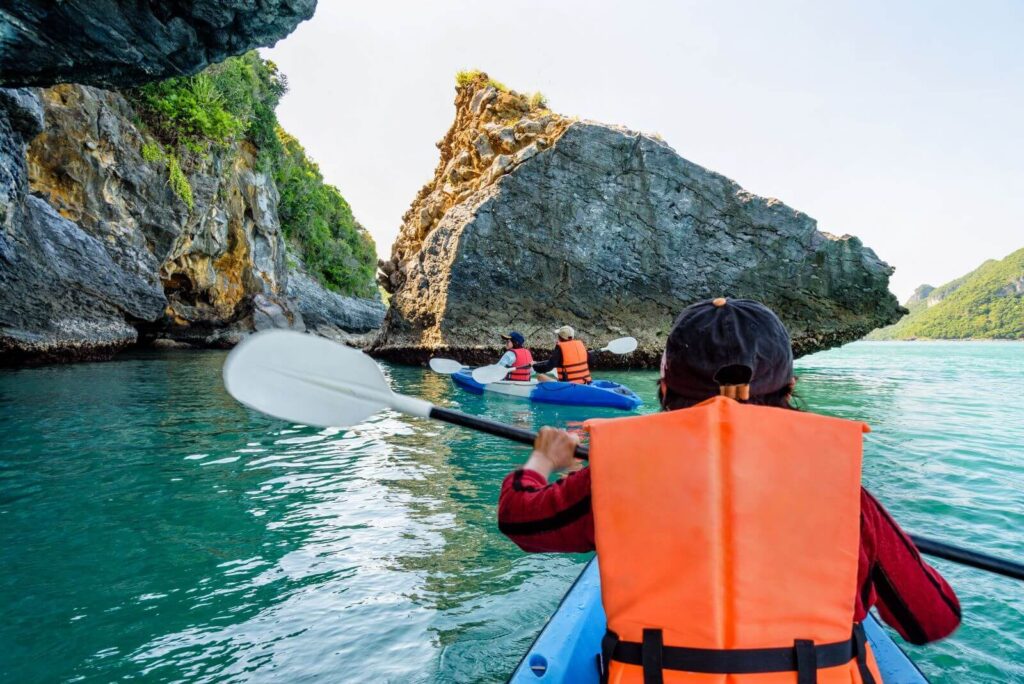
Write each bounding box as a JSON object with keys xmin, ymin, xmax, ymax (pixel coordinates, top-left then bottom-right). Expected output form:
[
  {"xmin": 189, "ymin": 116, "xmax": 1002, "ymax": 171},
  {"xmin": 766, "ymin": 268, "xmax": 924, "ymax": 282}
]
[
  {"xmin": 454, "ymin": 69, "xmax": 549, "ymax": 112},
  {"xmin": 868, "ymin": 247, "xmax": 1024, "ymax": 340},
  {"xmin": 274, "ymin": 129, "xmax": 376, "ymax": 297},
  {"xmin": 125, "ymin": 52, "xmax": 376, "ymax": 297},
  {"xmin": 455, "ymin": 70, "xmax": 507, "ymax": 91},
  {"xmin": 127, "ymin": 52, "xmax": 284, "ymax": 166}
]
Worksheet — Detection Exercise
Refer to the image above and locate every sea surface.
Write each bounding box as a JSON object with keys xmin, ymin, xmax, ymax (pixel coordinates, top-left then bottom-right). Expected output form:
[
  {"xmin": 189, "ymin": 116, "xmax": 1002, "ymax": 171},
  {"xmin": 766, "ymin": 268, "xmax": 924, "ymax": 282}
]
[{"xmin": 1, "ymin": 341, "xmax": 1021, "ymax": 683}]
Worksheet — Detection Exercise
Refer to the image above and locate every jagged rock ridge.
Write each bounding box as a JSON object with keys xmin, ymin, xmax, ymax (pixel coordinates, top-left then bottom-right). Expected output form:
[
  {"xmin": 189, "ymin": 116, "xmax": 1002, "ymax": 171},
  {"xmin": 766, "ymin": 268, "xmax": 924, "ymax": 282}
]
[
  {"xmin": 373, "ymin": 74, "xmax": 903, "ymax": 366},
  {"xmin": 0, "ymin": 1, "xmax": 316, "ymax": 88},
  {"xmin": 379, "ymin": 73, "xmax": 570, "ymax": 290}
]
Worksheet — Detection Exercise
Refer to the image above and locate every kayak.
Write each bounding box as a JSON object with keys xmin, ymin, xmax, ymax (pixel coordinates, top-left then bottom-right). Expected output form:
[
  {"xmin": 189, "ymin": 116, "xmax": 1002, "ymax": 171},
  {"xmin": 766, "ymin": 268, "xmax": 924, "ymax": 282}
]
[
  {"xmin": 452, "ymin": 370, "xmax": 642, "ymax": 411},
  {"xmin": 509, "ymin": 558, "xmax": 929, "ymax": 683}
]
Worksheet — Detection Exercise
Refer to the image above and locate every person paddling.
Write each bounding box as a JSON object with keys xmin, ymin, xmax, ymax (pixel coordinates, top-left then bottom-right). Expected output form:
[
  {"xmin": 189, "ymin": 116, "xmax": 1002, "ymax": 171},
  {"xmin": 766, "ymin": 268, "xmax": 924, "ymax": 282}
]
[
  {"xmin": 496, "ymin": 331, "xmax": 533, "ymax": 381},
  {"xmin": 532, "ymin": 325, "xmax": 593, "ymax": 384},
  {"xmin": 498, "ymin": 298, "xmax": 960, "ymax": 683}
]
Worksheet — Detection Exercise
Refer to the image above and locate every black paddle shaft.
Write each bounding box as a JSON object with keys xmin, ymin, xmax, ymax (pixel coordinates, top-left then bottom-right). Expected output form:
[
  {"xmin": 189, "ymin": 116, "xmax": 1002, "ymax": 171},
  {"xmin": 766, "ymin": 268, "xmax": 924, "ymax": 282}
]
[
  {"xmin": 910, "ymin": 535, "xmax": 1024, "ymax": 581},
  {"xmin": 428, "ymin": 406, "xmax": 1023, "ymax": 581},
  {"xmin": 428, "ymin": 407, "xmax": 590, "ymax": 459}
]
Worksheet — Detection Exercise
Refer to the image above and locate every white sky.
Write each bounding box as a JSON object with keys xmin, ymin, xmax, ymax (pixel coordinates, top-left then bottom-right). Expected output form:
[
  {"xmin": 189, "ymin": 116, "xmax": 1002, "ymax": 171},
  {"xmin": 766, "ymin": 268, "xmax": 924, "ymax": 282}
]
[{"xmin": 263, "ymin": 0, "xmax": 1024, "ymax": 301}]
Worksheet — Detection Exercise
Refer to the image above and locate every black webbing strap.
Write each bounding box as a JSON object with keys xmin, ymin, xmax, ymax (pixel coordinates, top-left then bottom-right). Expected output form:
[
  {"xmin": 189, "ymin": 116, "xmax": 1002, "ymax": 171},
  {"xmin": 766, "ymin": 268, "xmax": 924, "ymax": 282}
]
[
  {"xmin": 794, "ymin": 639, "xmax": 817, "ymax": 684},
  {"xmin": 853, "ymin": 623, "xmax": 877, "ymax": 684},
  {"xmin": 642, "ymin": 629, "xmax": 664, "ymax": 684},
  {"xmin": 608, "ymin": 629, "xmax": 863, "ymax": 675},
  {"xmin": 599, "ymin": 631, "xmax": 619, "ymax": 684}
]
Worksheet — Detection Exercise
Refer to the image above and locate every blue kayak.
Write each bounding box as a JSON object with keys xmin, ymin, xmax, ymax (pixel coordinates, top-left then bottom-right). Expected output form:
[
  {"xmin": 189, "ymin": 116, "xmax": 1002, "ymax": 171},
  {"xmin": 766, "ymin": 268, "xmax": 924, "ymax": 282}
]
[
  {"xmin": 452, "ymin": 370, "xmax": 642, "ymax": 411},
  {"xmin": 509, "ymin": 559, "xmax": 929, "ymax": 682}
]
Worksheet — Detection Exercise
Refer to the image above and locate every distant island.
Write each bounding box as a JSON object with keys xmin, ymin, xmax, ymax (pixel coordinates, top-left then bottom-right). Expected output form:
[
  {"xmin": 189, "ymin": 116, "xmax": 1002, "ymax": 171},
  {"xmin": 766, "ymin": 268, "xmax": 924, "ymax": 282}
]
[{"xmin": 868, "ymin": 247, "xmax": 1024, "ymax": 340}]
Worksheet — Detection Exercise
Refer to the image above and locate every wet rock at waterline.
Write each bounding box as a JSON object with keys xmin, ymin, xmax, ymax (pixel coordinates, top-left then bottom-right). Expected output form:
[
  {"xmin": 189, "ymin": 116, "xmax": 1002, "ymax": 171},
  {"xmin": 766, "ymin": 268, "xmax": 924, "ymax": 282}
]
[
  {"xmin": 0, "ymin": 0, "xmax": 316, "ymax": 88},
  {"xmin": 373, "ymin": 74, "xmax": 903, "ymax": 366}
]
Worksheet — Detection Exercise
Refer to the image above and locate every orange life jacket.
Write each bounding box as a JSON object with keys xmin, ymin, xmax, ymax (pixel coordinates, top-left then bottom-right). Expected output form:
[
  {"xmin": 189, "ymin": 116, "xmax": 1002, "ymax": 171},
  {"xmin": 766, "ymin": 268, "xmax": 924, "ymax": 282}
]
[
  {"xmin": 556, "ymin": 339, "xmax": 591, "ymax": 384},
  {"xmin": 585, "ymin": 396, "xmax": 883, "ymax": 684},
  {"xmin": 507, "ymin": 347, "xmax": 534, "ymax": 381}
]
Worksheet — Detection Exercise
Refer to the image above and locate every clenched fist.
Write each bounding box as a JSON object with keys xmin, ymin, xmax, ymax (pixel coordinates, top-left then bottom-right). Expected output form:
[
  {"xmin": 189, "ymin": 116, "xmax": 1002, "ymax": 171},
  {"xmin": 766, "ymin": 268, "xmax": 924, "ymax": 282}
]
[{"xmin": 531, "ymin": 427, "xmax": 580, "ymax": 473}]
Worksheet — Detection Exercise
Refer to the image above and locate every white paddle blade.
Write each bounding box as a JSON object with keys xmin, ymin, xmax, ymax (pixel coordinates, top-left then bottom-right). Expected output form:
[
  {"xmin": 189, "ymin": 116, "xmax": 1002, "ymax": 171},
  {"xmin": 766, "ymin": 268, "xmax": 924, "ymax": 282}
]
[
  {"xmin": 429, "ymin": 358, "xmax": 465, "ymax": 374},
  {"xmin": 604, "ymin": 336, "xmax": 638, "ymax": 354},
  {"xmin": 471, "ymin": 364, "xmax": 512, "ymax": 384},
  {"xmin": 223, "ymin": 330, "xmax": 389, "ymax": 428}
]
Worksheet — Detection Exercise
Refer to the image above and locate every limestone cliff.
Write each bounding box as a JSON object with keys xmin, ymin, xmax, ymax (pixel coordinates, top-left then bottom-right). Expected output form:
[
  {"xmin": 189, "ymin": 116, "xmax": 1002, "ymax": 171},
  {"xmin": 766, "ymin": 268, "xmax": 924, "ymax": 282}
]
[
  {"xmin": 287, "ymin": 256, "xmax": 386, "ymax": 344},
  {"xmin": 0, "ymin": 2, "xmax": 387, "ymax": 365},
  {"xmin": 373, "ymin": 73, "xmax": 903, "ymax": 365},
  {"xmin": 1, "ymin": 88, "xmax": 166, "ymax": 362},
  {"xmin": 0, "ymin": 1, "xmax": 316, "ymax": 88},
  {"xmin": 380, "ymin": 73, "xmax": 570, "ymax": 287},
  {"xmin": 1, "ymin": 82, "xmax": 382, "ymax": 363}
]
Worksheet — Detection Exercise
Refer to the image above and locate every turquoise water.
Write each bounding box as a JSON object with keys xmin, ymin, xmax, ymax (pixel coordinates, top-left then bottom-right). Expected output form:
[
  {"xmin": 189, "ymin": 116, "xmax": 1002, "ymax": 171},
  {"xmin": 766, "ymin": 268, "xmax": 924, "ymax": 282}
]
[{"xmin": 0, "ymin": 341, "xmax": 1021, "ymax": 682}]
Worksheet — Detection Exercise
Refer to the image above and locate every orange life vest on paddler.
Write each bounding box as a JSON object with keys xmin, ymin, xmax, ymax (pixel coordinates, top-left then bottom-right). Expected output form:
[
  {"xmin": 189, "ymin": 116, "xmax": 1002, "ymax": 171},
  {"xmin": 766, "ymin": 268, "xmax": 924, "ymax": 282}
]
[
  {"xmin": 585, "ymin": 396, "xmax": 883, "ymax": 684},
  {"xmin": 507, "ymin": 347, "xmax": 534, "ymax": 382},
  {"xmin": 556, "ymin": 339, "xmax": 591, "ymax": 384}
]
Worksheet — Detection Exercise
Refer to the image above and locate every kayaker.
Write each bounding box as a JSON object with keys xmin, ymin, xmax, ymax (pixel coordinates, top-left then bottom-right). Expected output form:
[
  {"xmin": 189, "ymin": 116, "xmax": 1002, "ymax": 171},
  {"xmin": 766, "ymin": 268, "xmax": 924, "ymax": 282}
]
[
  {"xmin": 497, "ymin": 298, "xmax": 960, "ymax": 683},
  {"xmin": 532, "ymin": 325, "xmax": 593, "ymax": 384},
  {"xmin": 497, "ymin": 331, "xmax": 533, "ymax": 382}
]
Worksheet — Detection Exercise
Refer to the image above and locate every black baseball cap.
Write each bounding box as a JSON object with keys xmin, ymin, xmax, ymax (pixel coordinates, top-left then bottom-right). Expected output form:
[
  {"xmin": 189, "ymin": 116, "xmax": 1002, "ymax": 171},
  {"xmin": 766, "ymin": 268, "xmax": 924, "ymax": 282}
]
[
  {"xmin": 501, "ymin": 331, "xmax": 526, "ymax": 346},
  {"xmin": 662, "ymin": 297, "xmax": 793, "ymax": 400}
]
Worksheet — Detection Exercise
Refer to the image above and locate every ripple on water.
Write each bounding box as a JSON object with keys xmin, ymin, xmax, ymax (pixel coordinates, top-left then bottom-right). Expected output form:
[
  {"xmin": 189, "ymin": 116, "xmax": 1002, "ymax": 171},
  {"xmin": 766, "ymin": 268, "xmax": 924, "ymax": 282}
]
[{"xmin": 0, "ymin": 343, "xmax": 1021, "ymax": 682}]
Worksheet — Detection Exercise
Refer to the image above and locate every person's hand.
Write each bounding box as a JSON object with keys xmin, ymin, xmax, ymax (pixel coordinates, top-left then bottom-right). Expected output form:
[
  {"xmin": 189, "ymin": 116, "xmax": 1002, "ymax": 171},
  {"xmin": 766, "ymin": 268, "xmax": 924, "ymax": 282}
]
[{"xmin": 527, "ymin": 427, "xmax": 580, "ymax": 475}]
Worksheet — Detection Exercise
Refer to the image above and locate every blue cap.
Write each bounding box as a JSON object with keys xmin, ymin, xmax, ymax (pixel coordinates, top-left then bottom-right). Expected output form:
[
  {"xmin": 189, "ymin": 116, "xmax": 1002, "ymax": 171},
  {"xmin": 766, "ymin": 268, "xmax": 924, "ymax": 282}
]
[{"xmin": 501, "ymin": 331, "xmax": 526, "ymax": 346}]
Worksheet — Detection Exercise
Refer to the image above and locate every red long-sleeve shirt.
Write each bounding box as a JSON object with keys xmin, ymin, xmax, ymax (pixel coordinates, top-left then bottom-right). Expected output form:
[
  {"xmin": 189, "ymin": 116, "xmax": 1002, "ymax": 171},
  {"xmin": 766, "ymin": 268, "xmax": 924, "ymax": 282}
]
[{"xmin": 498, "ymin": 466, "xmax": 961, "ymax": 645}]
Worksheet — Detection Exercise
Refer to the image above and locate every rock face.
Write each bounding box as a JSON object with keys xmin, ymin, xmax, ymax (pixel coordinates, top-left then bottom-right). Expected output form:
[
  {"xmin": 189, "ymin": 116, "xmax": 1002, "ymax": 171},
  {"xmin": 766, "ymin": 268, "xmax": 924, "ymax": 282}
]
[
  {"xmin": 0, "ymin": 1, "xmax": 316, "ymax": 88},
  {"xmin": 0, "ymin": 5, "xmax": 385, "ymax": 365},
  {"xmin": 1, "ymin": 84, "xmax": 380, "ymax": 363},
  {"xmin": 906, "ymin": 284, "xmax": 936, "ymax": 307},
  {"xmin": 373, "ymin": 75, "xmax": 903, "ymax": 366},
  {"xmin": 287, "ymin": 258, "xmax": 386, "ymax": 343},
  {"xmin": 379, "ymin": 77, "xmax": 569, "ymax": 290},
  {"xmin": 20, "ymin": 84, "xmax": 301, "ymax": 352},
  {"xmin": 2, "ymin": 87, "xmax": 164, "ymax": 361}
]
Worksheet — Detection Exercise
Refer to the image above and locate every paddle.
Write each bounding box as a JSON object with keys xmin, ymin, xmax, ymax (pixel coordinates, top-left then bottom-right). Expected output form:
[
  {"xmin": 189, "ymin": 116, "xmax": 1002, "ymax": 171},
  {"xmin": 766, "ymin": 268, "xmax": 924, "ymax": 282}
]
[
  {"xmin": 909, "ymin": 536, "xmax": 1023, "ymax": 581},
  {"xmin": 429, "ymin": 358, "xmax": 467, "ymax": 374},
  {"xmin": 470, "ymin": 336, "xmax": 639, "ymax": 384},
  {"xmin": 430, "ymin": 356, "xmax": 524, "ymax": 380},
  {"xmin": 224, "ymin": 330, "xmax": 589, "ymax": 459},
  {"xmin": 223, "ymin": 330, "xmax": 1024, "ymax": 582}
]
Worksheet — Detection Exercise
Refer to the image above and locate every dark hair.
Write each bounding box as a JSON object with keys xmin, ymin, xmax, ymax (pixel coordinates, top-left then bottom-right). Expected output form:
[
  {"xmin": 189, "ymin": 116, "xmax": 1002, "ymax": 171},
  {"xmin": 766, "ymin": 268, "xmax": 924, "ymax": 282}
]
[{"xmin": 658, "ymin": 379, "xmax": 798, "ymax": 412}]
